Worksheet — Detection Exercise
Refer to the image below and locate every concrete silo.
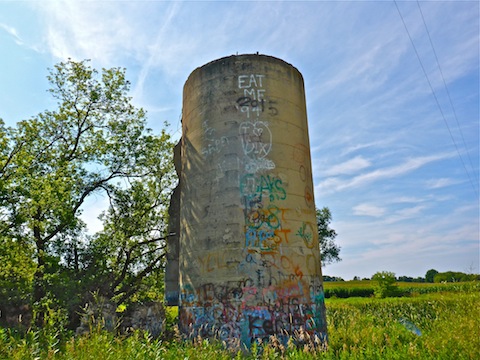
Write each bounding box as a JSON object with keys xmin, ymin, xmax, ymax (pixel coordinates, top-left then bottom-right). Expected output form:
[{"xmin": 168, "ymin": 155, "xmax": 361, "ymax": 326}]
[{"xmin": 176, "ymin": 54, "xmax": 326, "ymax": 347}]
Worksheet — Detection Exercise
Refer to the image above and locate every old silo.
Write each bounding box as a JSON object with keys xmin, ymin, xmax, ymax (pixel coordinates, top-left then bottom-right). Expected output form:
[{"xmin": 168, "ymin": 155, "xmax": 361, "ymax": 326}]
[{"xmin": 175, "ymin": 54, "xmax": 326, "ymax": 347}]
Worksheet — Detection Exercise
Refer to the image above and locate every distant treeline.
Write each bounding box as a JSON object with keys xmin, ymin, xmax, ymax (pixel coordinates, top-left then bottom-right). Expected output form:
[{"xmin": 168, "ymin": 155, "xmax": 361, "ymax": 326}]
[
  {"xmin": 323, "ymin": 279, "xmax": 478, "ymax": 299},
  {"xmin": 324, "ymin": 271, "xmax": 479, "ymax": 283},
  {"xmin": 432, "ymin": 271, "xmax": 480, "ymax": 283}
]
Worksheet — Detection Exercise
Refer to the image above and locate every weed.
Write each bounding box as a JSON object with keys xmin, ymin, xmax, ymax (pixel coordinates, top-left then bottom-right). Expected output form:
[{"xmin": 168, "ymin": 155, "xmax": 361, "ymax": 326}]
[{"xmin": 0, "ymin": 283, "xmax": 478, "ymax": 359}]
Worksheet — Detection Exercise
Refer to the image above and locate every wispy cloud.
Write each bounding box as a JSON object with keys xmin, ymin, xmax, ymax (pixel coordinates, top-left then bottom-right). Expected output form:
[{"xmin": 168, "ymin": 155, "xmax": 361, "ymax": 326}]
[
  {"xmin": 324, "ymin": 156, "xmax": 371, "ymax": 176},
  {"xmin": 383, "ymin": 204, "xmax": 428, "ymax": 224},
  {"xmin": 352, "ymin": 203, "xmax": 386, "ymax": 217},
  {"xmin": 352, "ymin": 201, "xmax": 427, "ymax": 223},
  {"xmin": 340, "ymin": 139, "xmax": 394, "ymax": 157},
  {"xmin": 0, "ymin": 22, "xmax": 43, "ymax": 53},
  {"xmin": 132, "ymin": 1, "xmax": 182, "ymax": 100},
  {"xmin": 426, "ymin": 177, "xmax": 459, "ymax": 189},
  {"xmin": 327, "ymin": 205, "xmax": 479, "ymax": 278},
  {"xmin": 318, "ymin": 152, "xmax": 456, "ymax": 194},
  {"xmin": 389, "ymin": 196, "xmax": 426, "ymax": 204},
  {"xmin": 37, "ymin": 1, "xmax": 151, "ymax": 64},
  {"xmin": 0, "ymin": 23, "xmax": 22, "ymax": 45}
]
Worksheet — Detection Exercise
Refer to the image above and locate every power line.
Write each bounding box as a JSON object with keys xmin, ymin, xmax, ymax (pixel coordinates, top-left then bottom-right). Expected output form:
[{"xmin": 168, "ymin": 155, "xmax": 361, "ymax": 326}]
[
  {"xmin": 394, "ymin": 0, "xmax": 479, "ymax": 200},
  {"xmin": 416, "ymin": 0, "xmax": 479, "ymax": 188}
]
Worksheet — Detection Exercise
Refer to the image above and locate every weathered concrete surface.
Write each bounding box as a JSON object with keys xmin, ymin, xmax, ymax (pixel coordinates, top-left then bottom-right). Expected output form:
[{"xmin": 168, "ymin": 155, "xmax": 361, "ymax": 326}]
[
  {"xmin": 178, "ymin": 54, "xmax": 327, "ymax": 347},
  {"xmin": 76, "ymin": 299, "xmax": 165, "ymax": 337},
  {"xmin": 165, "ymin": 141, "xmax": 181, "ymax": 306}
]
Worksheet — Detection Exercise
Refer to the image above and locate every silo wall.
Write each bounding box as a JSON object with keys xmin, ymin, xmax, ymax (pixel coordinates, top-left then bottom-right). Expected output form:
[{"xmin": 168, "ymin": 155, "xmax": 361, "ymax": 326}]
[{"xmin": 179, "ymin": 54, "xmax": 327, "ymax": 347}]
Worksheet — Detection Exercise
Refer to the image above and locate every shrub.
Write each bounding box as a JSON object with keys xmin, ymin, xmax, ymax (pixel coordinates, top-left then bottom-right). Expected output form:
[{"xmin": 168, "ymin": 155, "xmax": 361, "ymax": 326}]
[
  {"xmin": 324, "ymin": 287, "xmax": 374, "ymax": 298},
  {"xmin": 372, "ymin": 271, "xmax": 400, "ymax": 298}
]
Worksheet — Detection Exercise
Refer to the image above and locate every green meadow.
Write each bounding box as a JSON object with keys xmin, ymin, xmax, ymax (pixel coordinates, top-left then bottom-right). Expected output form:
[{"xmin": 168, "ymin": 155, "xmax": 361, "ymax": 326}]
[
  {"xmin": 323, "ymin": 279, "xmax": 475, "ymax": 298},
  {"xmin": 1, "ymin": 281, "xmax": 478, "ymax": 359}
]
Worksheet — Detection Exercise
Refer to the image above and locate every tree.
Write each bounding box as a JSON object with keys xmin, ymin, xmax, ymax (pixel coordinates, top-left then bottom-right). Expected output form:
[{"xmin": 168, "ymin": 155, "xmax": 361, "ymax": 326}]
[
  {"xmin": 316, "ymin": 207, "xmax": 341, "ymax": 265},
  {"xmin": 372, "ymin": 271, "xmax": 399, "ymax": 298},
  {"xmin": 0, "ymin": 60, "xmax": 175, "ymax": 326},
  {"xmin": 433, "ymin": 271, "xmax": 479, "ymax": 283},
  {"xmin": 425, "ymin": 269, "xmax": 438, "ymax": 283},
  {"xmin": 84, "ymin": 168, "xmax": 173, "ymax": 306},
  {"xmin": 0, "ymin": 236, "xmax": 35, "ymax": 308},
  {"xmin": 0, "ymin": 119, "xmax": 25, "ymax": 238}
]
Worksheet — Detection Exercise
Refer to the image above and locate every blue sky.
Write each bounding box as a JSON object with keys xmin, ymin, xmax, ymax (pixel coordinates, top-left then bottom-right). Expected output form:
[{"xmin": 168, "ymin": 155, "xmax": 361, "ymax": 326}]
[{"xmin": 1, "ymin": 1, "xmax": 478, "ymax": 280}]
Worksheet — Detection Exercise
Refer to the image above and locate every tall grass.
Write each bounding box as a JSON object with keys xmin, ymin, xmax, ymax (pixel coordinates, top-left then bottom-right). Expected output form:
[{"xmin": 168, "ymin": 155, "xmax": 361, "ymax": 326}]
[
  {"xmin": 325, "ymin": 289, "xmax": 479, "ymax": 359},
  {"xmin": 1, "ymin": 282, "xmax": 478, "ymax": 359},
  {"xmin": 323, "ymin": 279, "xmax": 474, "ymax": 298}
]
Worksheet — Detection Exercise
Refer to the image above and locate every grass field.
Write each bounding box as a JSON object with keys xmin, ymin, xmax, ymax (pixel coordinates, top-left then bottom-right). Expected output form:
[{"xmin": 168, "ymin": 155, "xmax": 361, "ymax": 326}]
[
  {"xmin": 0, "ymin": 282, "xmax": 478, "ymax": 359},
  {"xmin": 323, "ymin": 279, "xmax": 475, "ymax": 298}
]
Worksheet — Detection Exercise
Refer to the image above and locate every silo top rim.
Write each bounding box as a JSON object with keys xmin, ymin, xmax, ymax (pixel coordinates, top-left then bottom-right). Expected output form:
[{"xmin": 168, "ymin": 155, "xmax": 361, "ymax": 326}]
[{"xmin": 186, "ymin": 54, "xmax": 303, "ymax": 82}]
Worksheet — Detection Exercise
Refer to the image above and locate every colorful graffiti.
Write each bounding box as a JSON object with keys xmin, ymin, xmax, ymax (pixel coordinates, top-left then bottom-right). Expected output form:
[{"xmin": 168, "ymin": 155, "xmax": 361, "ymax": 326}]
[
  {"xmin": 179, "ymin": 277, "xmax": 326, "ymax": 346},
  {"xmin": 241, "ymin": 172, "xmax": 289, "ymax": 253},
  {"xmin": 240, "ymin": 174, "xmax": 286, "ymax": 202},
  {"xmin": 296, "ymin": 221, "xmax": 315, "ymax": 249}
]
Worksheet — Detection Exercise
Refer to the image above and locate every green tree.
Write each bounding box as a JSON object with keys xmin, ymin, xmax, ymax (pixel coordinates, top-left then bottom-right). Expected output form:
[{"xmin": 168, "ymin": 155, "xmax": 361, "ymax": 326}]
[
  {"xmin": 0, "ymin": 236, "xmax": 35, "ymax": 311},
  {"xmin": 0, "ymin": 60, "xmax": 175, "ymax": 326},
  {"xmin": 84, "ymin": 162, "xmax": 174, "ymax": 306},
  {"xmin": 0, "ymin": 119, "xmax": 24, "ymax": 238},
  {"xmin": 433, "ymin": 271, "xmax": 478, "ymax": 283},
  {"xmin": 372, "ymin": 271, "xmax": 399, "ymax": 298},
  {"xmin": 316, "ymin": 207, "xmax": 341, "ymax": 265},
  {"xmin": 425, "ymin": 269, "xmax": 438, "ymax": 283}
]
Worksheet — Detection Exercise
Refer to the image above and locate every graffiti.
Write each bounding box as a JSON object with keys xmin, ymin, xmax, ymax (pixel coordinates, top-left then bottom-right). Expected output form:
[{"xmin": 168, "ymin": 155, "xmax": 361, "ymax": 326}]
[
  {"xmin": 219, "ymin": 322, "xmax": 242, "ymax": 342},
  {"xmin": 238, "ymin": 74, "xmax": 265, "ymax": 89},
  {"xmin": 236, "ymin": 73, "xmax": 277, "ymax": 118},
  {"xmin": 244, "ymin": 204, "xmax": 286, "ymax": 229},
  {"xmin": 245, "ymin": 158, "xmax": 275, "ymax": 173},
  {"xmin": 237, "ymin": 74, "xmax": 276, "ymax": 173},
  {"xmin": 180, "ymin": 284, "xmax": 197, "ymax": 306},
  {"xmin": 296, "ymin": 222, "xmax": 315, "ymax": 249},
  {"xmin": 257, "ymin": 175, "xmax": 286, "ymax": 201},
  {"xmin": 237, "ymin": 96, "xmax": 264, "ymax": 107},
  {"xmin": 246, "ymin": 308, "xmax": 273, "ymax": 341},
  {"xmin": 240, "ymin": 172, "xmax": 289, "ymax": 253},
  {"xmin": 236, "ymin": 97, "xmax": 279, "ymax": 118},
  {"xmin": 245, "ymin": 206, "xmax": 282, "ymax": 252},
  {"xmin": 309, "ymin": 278, "xmax": 325, "ymax": 304},
  {"xmin": 238, "ymin": 74, "xmax": 265, "ymax": 118},
  {"xmin": 202, "ymin": 119, "xmax": 229, "ymax": 156},
  {"xmin": 244, "ymin": 228, "xmax": 291, "ymax": 254},
  {"xmin": 241, "ymin": 253, "xmax": 307, "ymax": 289},
  {"xmin": 197, "ymin": 251, "xmax": 241, "ymax": 273},
  {"xmin": 292, "ymin": 143, "xmax": 309, "ymax": 164},
  {"xmin": 237, "ymin": 97, "xmax": 262, "ymax": 118},
  {"xmin": 202, "ymin": 136, "xmax": 229, "ymax": 156},
  {"xmin": 179, "ymin": 274, "xmax": 326, "ymax": 346},
  {"xmin": 239, "ymin": 120, "xmax": 272, "ymax": 158},
  {"xmin": 246, "ymin": 228, "xmax": 275, "ymax": 248},
  {"xmin": 304, "ymin": 185, "xmax": 314, "ymax": 207},
  {"xmin": 243, "ymin": 204, "xmax": 286, "ymax": 252},
  {"xmin": 292, "ymin": 144, "xmax": 314, "ymax": 207},
  {"xmin": 299, "ymin": 165, "xmax": 306, "ymax": 181},
  {"xmin": 240, "ymin": 174, "xmax": 286, "ymax": 202},
  {"xmin": 222, "ymin": 227, "xmax": 240, "ymax": 245}
]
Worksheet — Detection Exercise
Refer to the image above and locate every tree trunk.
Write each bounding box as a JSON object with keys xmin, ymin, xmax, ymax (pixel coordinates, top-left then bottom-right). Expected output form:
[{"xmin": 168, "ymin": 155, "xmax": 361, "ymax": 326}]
[{"xmin": 33, "ymin": 211, "xmax": 46, "ymax": 327}]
